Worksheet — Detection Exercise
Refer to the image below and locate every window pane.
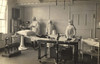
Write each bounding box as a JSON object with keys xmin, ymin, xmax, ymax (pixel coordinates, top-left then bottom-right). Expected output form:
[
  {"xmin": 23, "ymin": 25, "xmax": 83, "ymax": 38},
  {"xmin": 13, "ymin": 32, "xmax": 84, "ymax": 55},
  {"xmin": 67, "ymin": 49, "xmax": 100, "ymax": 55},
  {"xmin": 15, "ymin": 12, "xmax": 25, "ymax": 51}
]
[
  {"xmin": 0, "ymin": 0, "xmax": 3, "ymax": 5},
  {"xmin": 2, "ymin": 27, "xmax": 6, "ymax": 33},
  {"xmin": 0, "ymin": 13, "xmax": 5, "ymax": 19},
  {"xmin": 1, "ymin": 6, "xmax": 6, "ymax": 12},
  {"xmin": 2, "ymin": 0, "xmax": 7, "ymax": 6},
  {"xmin": 0, "ymin": 0, "xmax": 7, "ymax": 33},
  {"xmin": 0, "ymin": 20, "xmax": 6, "ymax": 33},
  {"xmin": 2, "ymin": 20, "xmax": 5, "ymax": 27},
  {"xmin": 0, "ymin": 20, "xmax": 2, "ymax": 25},
  {"xmin": 0, "ymin": 6, "xmax": 6, "ymax": 19},
  {"xmin": 0, "ymin": 6, "xmax": 1, "ymax": 13}
]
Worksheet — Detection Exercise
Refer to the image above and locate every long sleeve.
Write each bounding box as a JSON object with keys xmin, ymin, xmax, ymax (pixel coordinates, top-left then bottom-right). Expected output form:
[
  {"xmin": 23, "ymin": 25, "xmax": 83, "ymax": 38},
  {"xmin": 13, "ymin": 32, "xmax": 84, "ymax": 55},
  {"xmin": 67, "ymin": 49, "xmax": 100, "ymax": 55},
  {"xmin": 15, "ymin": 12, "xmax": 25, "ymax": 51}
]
[
  {"xmin": 35, "ymin": 22, "xmax": 40, "ymax": 35},
  {"xmin": 65, "ymin": 25, "xmax": 76, "ymax": 38}
]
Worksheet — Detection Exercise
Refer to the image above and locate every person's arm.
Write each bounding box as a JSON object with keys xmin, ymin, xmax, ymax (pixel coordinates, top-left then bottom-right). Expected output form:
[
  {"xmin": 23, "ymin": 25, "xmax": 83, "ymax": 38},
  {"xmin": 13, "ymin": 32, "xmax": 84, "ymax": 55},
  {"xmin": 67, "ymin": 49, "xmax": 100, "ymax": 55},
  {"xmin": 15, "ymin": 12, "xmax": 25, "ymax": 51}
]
[
  {"xmin": 46, "ymin": 25, "xmax": 48, "ymax": 35},
  {"xmin": 65, "ymin": 27, "xmax": 68, "ymax": 38},
  {"xmin": 72, "ymin": 26, "xmax": 76, "ymax": 37},
  {"xmin": 35, "ymin": 22, "xmax": 40, "ymax": 35},
  {"xmin": 28, "ymin": 23, "xmax": 32, "ymax": 28}
]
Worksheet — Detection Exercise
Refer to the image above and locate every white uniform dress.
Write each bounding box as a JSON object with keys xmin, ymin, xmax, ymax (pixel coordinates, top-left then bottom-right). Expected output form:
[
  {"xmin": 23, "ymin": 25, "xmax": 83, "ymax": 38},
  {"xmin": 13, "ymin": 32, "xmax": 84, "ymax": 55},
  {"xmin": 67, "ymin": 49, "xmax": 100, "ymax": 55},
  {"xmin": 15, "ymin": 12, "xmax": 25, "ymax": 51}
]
[
  {"xmin": 29, "ymin": 21, "xmax": 40, "ymax": 35},
  {"xmin": 46, "ymin": 22, "xmax": 55, "ymax": 47},
  {"xmin": 65, "ymin": 24, "xmax": 76, "ymax": 39}
]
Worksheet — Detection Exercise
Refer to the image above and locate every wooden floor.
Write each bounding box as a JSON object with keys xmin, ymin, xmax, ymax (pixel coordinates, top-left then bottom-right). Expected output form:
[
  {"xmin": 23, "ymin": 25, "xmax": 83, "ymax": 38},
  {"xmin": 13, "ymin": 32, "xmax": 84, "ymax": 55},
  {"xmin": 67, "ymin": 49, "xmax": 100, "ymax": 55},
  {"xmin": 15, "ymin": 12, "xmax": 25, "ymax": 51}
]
[{"xmin": 0, "ymin": 47, "xmax": 98, "ymax": 64}]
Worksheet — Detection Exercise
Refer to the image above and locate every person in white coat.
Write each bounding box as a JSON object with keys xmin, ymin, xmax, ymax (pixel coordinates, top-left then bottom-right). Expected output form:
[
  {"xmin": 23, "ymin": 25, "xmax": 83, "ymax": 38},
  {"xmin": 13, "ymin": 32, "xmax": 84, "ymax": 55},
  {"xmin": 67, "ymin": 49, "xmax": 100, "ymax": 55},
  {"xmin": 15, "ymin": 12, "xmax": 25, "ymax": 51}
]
[
  {"xmin": 29, "ymin": 17, "xmax": 40, "ymax": 35},
  {"xmin": 46, "ymin": 20, "xmax": 55, "ymax": 47},
  {"xmin": 29, "ymin": 17, "xmax": 40, "ymax": 49},
  {"xmin": 65, "ymin": 20, "xmax": 76, "ymax": 39},
  {"xmin": 46, "ymin": 20, "xmax": 56, "ymax": 58},
  {"xmin": 65, "ymin": 20, "xmax": 76, "ymax": 56},
  {"xmin": 46, "ymin": 20, "xmax": 55, "ymax": 35}
]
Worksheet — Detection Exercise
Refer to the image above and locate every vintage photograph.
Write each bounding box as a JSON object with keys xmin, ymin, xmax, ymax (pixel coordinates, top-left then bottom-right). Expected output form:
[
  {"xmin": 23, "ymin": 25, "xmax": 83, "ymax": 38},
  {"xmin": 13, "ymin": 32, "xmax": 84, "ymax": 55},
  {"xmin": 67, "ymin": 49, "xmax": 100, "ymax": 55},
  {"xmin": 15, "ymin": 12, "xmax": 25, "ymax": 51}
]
[{"xmin": 0, "ymin": 0, "xmax": 100, "ymax": 64}]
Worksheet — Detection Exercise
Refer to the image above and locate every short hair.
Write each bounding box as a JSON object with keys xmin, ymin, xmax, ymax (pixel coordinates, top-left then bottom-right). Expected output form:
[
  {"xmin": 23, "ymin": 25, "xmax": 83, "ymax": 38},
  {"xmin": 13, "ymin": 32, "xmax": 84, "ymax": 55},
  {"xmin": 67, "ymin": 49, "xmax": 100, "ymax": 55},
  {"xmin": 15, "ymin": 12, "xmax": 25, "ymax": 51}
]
[
  {"xmin": 68, "ymin": 19, "xmax": 73, "ymax": 25},
  {"xmin": 33, "ymin": 17, "xmax": 36, "ymax": 21},
  {"xmin": 48, "ymin": 20, "xmax": 52, "ymax": 24}
]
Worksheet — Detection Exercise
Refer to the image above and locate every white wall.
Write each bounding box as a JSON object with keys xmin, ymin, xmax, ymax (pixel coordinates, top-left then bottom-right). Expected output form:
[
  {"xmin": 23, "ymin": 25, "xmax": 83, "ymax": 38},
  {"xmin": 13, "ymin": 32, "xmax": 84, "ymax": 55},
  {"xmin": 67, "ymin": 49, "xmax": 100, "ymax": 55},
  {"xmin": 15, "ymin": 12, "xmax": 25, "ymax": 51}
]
[
  {"xmin": 22, "ymin": 2, "xmax": 96, "ymax": 38},
  {"xmin": 23, "ymin": 6, "xmax": 69, "ymax": 35}
]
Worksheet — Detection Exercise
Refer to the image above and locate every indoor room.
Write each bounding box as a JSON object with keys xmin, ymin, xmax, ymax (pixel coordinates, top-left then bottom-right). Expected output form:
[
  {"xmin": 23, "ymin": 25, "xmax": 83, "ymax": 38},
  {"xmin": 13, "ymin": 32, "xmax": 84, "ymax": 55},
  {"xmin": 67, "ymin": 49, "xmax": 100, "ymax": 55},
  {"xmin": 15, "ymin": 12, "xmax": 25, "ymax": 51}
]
[{"xmin": 0, "ymin": 0, "xmax": 100, "ymax": 64}]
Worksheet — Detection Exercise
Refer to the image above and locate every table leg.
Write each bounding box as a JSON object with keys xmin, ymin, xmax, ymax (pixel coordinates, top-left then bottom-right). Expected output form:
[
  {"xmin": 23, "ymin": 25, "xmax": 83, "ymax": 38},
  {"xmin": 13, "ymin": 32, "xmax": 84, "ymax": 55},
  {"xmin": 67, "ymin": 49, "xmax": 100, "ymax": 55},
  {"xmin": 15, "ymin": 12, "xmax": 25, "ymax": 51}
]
[
  {"xmin": 56, "ymin": 43, "xmax": 59, "ymax": 64},
  {"xmin": 38, "ymin": 41, "xmax": 41, "ymax": 60},
  {"xmin": 98, "ymin": 45, "xmax": 99, "ymax": 64},
  {"xmin": 18, "ymin": 35, "xmax": 27, "ymax": 50},
  {"xmin": 74, "ymin": 44, "xmax": 78, "ymax": 64},
  {"xmin": 45, "ymin": 43, "xmax": 47, "ymax": 58}
]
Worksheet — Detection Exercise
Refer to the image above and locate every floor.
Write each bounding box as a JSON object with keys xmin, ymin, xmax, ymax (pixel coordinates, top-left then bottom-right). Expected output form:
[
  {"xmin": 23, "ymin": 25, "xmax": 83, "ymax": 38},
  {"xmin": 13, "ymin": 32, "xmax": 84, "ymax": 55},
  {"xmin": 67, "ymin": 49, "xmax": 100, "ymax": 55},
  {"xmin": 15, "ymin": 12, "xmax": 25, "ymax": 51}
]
[{"xmin": 0, "ymin": 47, "xmax": 98, "ymax": 64}]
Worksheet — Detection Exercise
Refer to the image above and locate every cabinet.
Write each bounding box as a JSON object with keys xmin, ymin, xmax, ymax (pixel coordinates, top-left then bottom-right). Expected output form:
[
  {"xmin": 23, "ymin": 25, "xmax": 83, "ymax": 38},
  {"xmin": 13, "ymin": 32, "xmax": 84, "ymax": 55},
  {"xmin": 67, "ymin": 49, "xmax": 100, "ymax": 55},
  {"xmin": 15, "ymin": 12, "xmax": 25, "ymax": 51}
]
[{"xmin": 11, "ymin": 8, "xmax": 20, "ymax": 33}]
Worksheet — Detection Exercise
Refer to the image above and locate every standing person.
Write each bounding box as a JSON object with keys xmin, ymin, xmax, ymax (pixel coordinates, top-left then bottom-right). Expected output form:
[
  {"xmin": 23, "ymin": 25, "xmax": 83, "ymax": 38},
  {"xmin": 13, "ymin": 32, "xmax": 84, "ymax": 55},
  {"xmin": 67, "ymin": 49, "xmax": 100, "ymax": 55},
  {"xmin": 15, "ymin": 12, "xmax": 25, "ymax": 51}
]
[
  {"xmin": 29, "ymin": 17, "xmax": 40, "ymax": 49},
  {"xmin": 46, "ymin": 20, "xmax": 56, "ymax": 58},
  {"xmin": 65, "ymin": 20, "xmax": 76, "ymax": 39},
  {"xmin": 29, "ymin": 17, "xmax": 40, "ymax": 35},
  {"xmin": 46, "ymin": 20, "xmax": 55, "ymax": 35},
  {"xmin": 65, "ymin": 20, "xmax": 76, "ymax": 56}
]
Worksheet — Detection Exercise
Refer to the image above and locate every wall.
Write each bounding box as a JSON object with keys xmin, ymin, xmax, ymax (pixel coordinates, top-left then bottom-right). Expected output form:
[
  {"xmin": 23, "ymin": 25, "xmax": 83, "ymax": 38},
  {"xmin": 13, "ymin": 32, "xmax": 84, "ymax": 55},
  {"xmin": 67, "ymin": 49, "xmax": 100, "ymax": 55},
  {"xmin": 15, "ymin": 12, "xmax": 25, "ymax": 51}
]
[
  {"xmin": 22, "ymin": 2, "xmax": 96, "ymax": 38},
  {"xmin": 96, "ymin": 3, "xmax": 100, "ymax": 39},
  {"xmin": 23, "ymin": 6, "xmax": 69, "ymax": 35}
]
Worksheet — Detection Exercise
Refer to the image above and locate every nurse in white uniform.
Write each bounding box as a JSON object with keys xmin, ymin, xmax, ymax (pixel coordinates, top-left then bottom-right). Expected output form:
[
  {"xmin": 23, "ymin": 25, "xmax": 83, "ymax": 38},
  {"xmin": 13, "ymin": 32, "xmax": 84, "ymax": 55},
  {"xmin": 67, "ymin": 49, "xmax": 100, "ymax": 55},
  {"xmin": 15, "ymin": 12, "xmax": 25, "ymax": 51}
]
[
  {"xmin": 65, "ymin": 20, "xmax": 76, "ymax": 39},
  {"xmin": 18, "ymin": 17, "xmax": 40, "ymax": 50},
  {"xmin": 29, "ymin": 17, "xmax": 40, "ymax": 35},
  {"xmin": 46, "ymin": 20, "xmax": 55, "ymax": 47},
  {"xmin": 46, "ymin": 20, "xmax": 56, "ymax": 58},
  {"xmin": 65, "ymin": 20, "xmax": 76, "ymax": 55},
  {"xmin": 29, "ymin": 17, "xmax": 40, "ymax": 49}
]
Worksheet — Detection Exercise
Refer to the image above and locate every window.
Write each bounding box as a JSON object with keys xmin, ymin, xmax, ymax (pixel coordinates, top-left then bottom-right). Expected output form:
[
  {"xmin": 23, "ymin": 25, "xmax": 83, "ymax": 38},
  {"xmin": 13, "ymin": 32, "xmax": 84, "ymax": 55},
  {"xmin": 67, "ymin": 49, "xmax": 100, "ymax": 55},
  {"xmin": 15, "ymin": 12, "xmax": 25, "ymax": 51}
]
[{"xmin": 0, "ymin": 0, "xmax": 7, "ymax": 33}]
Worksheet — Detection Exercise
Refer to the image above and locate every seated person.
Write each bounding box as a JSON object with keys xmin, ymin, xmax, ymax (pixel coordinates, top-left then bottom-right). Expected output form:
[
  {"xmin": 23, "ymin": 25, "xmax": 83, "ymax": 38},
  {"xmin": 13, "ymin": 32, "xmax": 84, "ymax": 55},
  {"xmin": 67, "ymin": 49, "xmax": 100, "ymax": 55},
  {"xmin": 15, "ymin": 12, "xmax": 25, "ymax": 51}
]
[{"xmin": 65, "ymin": 19, "xmax": 76, "ymax": 40}]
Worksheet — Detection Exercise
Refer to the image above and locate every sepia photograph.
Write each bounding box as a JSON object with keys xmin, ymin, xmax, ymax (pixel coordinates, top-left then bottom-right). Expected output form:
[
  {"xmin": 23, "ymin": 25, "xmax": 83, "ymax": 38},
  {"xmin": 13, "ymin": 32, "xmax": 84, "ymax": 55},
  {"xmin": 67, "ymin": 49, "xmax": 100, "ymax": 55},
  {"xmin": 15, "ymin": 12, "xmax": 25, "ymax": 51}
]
[{"xmin": 0, "ymin": 0, "xmax": 100, "ymax": 64}]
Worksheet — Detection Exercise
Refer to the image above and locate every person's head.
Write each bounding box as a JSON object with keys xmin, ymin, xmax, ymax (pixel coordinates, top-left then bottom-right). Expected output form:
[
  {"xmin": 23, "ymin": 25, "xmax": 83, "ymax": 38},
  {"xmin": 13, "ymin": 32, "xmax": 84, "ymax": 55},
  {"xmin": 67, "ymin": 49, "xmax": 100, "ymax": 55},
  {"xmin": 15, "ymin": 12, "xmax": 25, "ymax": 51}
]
[
  {"xmin": 48, "ymin": 20, "xmax": 52, "ymax": 24},
  {"xmin": 68, "ymin": 19, "xmax": 73, "ymax": 25},
  {"xmin": 33, "ymin": 17, "xmax": 36, "ymax": 21}
]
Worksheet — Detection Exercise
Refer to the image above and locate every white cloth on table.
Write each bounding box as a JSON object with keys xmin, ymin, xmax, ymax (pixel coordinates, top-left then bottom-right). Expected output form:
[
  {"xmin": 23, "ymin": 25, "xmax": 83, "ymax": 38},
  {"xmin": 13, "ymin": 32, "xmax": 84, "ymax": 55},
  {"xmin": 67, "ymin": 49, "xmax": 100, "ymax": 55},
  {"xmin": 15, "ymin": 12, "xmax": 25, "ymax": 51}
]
[
  {"xmin": 82, "ymin": 38, "xmax": 99, "ymax": 47},
  {"xmin": 17, "ymin": 30, "xmax": 36, "ymax": 36},
  {"xmin": 81, "ymin": 38, "xmax": 99, "ymax": 53},
  {"xmin": 17, "ymin": 30, "xmax": 36, "ymax": 50}
]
